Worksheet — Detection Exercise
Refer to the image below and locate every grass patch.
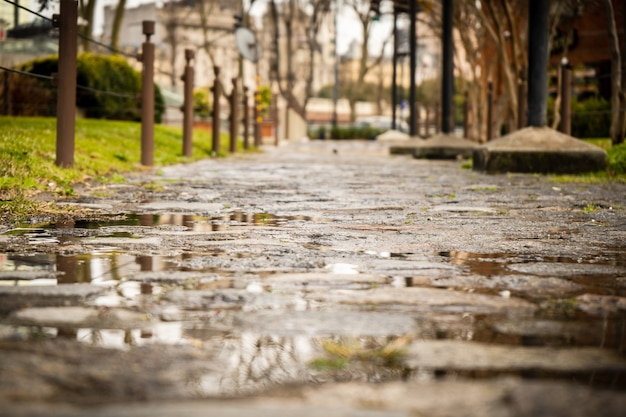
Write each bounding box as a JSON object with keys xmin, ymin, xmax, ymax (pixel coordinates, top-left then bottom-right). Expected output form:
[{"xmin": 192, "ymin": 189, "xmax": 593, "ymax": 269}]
[
  {"xmin": 550, "ymin": 141, "xmax": 626, "ymax": 184},
  {"xmin": 582, "ymin": 138, "xmax": 612, "ymax": 150},
  {"xmin": 0, "ymin": 116, "xmax": 246, "ymax": 221}
]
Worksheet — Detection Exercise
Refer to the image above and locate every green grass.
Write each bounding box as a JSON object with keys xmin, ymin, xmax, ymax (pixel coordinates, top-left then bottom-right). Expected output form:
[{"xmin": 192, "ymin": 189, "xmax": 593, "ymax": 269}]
[
  {"xmin": 582, "ymin": 138, "xmax": 613, "ymax": 150},
  {"xmin": 0, "ymin": 116, "xmax": 251, "ymax": 220}
]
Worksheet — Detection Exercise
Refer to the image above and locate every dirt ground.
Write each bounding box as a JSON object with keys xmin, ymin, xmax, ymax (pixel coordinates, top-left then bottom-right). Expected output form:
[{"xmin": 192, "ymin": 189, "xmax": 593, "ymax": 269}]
[{"xmin": 1, "ymin": 139, "xmax": 625, "ymax": 416}]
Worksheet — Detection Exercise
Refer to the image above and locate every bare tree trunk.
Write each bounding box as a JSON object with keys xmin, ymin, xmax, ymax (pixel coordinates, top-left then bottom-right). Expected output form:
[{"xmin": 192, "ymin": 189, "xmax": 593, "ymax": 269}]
[
  {"xmin": 603, "ymin": 0, "xmax": 623, "ymax": 144},
  {"xmin": 344, "ymin": 0, "xmax": 387, "ymax": 122},
  {"xmin": 110, "ymin": 0, "xmax": 127, "ymax": 52},
  {"xmin": 79, "ymin": 0, "xmax": 97, "ymax": 52}
]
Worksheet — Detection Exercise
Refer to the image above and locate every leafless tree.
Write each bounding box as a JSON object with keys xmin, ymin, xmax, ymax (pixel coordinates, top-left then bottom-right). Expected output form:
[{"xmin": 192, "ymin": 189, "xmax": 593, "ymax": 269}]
[
  {"xmin": 602, "ymin": 0, "xmax": 624, "ymax": 144},
  {"xmin": 343, "ymin": 0, "xmax": 390, "ymax": 122},
  {"xmin": 109, "ymin": 0, "xmax": 127, "ymax": 52}
]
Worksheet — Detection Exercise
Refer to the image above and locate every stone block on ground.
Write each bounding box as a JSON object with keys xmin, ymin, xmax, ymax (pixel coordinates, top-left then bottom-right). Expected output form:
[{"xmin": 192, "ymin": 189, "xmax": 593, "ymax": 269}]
[
  {"xmin": 413, "ymin": 133, "xmax": 478, "ymax": 159},
  {"xmin": 473, "ymin": 127, "xmax": 607, "ymax": 174}
]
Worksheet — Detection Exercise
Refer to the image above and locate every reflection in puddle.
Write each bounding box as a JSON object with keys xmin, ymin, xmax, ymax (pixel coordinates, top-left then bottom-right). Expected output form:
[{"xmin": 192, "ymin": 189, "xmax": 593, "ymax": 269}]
[
  {"xmin": 325, "ymin": 263, "xmax": 360, "ymax": 275},
  {"xmin": 12, "ymin": 322, "xmax": 626, "ymax": 393}
]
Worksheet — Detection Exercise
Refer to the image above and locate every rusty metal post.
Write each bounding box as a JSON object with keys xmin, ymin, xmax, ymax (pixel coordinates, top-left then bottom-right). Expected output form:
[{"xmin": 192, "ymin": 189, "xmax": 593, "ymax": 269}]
[
  {"xmin": 487, "ymin": 81, "xmax": 494, "ymax": 141},
  {"xmin": 254, "ymin": 81, "xmax": 262, "ymax": 147},
  {"xmin": 229, "ymin": 78, "xmax": 238, "ymax": 153},
  {"xmin": 272, "ymin": 93, "xmax": 279, "ymax": 146},
  {"xmin": 517, "ymin": 69, "xmax": 527, "ymax": 130},
  {"xmin": 53, "ymin": 0, "xmax": 78, "ymax": 168},
  {"xmin": 211, "ymin": 66, "xmax": 221, "ymax": 154},
  {"xmin": 243, "ymin": 86, "xmax": 250, "ymax": 150},
  {"xmin": 560, "ymin": 59, "xmax": 572, "ymax": 136},
  {"xmin": 415, "ymin": 103, "xmax": 420, "ymax": 137},
  {"xmin": 463, "ymin": 90, "xmax": 469, "ymax": 139},
  {"xmin": 140, "ymin": 21, "xmax": 155, "ymax": 166},
  {"xmin": 2, "ymin": 71, "xmax": 9, "ymax": 115},
  {"xmin": 181, "ymin": 49, "xmax": 194, "ymax": 158}
]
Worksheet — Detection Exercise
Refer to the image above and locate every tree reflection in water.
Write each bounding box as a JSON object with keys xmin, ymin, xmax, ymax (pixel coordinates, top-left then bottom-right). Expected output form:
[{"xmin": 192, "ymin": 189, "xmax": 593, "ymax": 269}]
[{"xmin": 195, "ymin": 333, "xmax": 414, "ymax": 396}]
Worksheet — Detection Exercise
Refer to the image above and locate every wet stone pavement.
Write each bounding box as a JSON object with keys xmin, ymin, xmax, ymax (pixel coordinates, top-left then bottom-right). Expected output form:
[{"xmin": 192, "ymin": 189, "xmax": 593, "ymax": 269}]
[{"xmin": 1, "ymin": 139, "xmax": 626, "ymax": 416}]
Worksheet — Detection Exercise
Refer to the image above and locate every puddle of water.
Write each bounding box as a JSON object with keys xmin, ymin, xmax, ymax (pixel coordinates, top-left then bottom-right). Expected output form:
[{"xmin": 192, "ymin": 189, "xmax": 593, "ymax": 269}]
[{"xmin": 9, "ymin": 212, "xmax": 330, "ymax": 234}]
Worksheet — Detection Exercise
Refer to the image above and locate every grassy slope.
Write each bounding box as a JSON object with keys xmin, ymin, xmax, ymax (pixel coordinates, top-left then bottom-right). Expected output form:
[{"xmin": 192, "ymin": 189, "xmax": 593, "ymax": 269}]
[{"xmin": 0, "ymin": 116, "xmax": 245, "ymax": 220}]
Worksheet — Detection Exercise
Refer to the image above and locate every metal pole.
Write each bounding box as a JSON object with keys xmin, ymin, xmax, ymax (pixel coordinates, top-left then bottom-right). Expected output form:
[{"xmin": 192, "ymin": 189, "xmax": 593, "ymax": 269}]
[
  {"xmin": 517, "ymin": 69, "xmax": 527, "ymax": 130},
  {"xmin": 229, "ymin": 78, "xmax": 238, "ymax": 153},
  {"xmin": 527, "ymin": 0, "xmax": 549, "ymax": 127},
  {"xmin": 243, "ymin": 86, "xmax": 250, "ymax": 150},
  {"xmin": 3, "ymin": 68, "xmax": 9, "ymax": 115},
  {"xmin": 409, "ymin": 0, "xmax": 417, "ymax": 136},
  {"xmin": 212, "ymin": 66, "xmax": 221, "ymax": 154},
  {"xmin": 463, "ymin": 90, "xmax": 469, "ymax": 139},
  {"xmin": 560, "ymin": 59, "xmax": 572, "ymax": 135},
  {"xmin": 441, "ymin": 0, "xmax": 454, "ymax": 134},
  {"xmin": 487, "ymin": 81, "xmax": 493, "ymax": 141},
  {"xmin": 140, "ymin": 20, "xmax": 155, "ymax": 166},
  {"xmin": 332, "ymin": 0, "xmax": 339, "ymax": 128},
  {"xmin": 435, "ymin": 101, "xmax": 440, "ymax": 133},
  {"xmin": 254, "ymin": 77, "xmax": 262, "ymax": 147},
  {"xmin": 391, "ymin": 9, "xmax": 398, "ymax": 131},
  {"xmin": 54, "ymin": 0, "xmax": 78, "ymax": 168},
  {"xmin": 273, "ymin": 93, "xmax": 279, "ymax": 146},
  {"xmin": 425, "ymin": 107, "xmax": 430, "ymax": 137},
  {"xmin": 182, "ymin": 49, "xmax": 194, "ymax": 158}
]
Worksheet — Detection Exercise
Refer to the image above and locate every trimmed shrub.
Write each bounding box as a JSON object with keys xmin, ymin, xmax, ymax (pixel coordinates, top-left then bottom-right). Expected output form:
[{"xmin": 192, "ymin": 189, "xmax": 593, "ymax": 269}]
[
  {"xmin": 548, "ymin": 95, "xmax": 611, "ymax": 138},
  {"xmin": 9, "ymin": 53, "xmax": 164, "ymax": 122},
  {"xmin": 607, "ymin": 142, "xmax": 626, "ymax": 175},
  {"xmin": 329, "ymin": 126, "xmax": 385, "ymax": 140}
]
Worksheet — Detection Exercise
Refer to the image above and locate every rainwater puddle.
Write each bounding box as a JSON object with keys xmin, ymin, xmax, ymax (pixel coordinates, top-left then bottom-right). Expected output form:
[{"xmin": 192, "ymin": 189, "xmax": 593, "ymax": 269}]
[{"xmin": 438, "ymin": 250, "xmax": 626, "ymax": 297}]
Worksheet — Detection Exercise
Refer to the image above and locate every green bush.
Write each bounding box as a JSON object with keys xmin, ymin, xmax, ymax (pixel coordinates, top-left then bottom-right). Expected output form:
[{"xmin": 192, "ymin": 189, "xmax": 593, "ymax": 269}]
[
  {"xmin": 607, "ymin": 142, "xmax": 626, "ymax": 175},
  {"xmin": 11, "ymin": 54, "xmax": 164, "ymax": 122},
  {"xmin": 548, "ymin": 95, "xmax": 611, "ymax": 138},
  {"xmin": 193, "ymin": 88, "xmax": 211, "ymax": 120},
  {"xmin": 329, "ymin": 126, "xmax": 384, "ymax": 140}
]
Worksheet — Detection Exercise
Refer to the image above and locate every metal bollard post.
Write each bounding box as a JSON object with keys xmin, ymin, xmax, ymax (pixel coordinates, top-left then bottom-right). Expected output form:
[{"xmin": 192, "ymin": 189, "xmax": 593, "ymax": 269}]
[
  {"xmin": 254, "ymin": 79, "xmax": 262, "ymax": 147},
  {"xmin": 229, "ymin": 78, "xmax": 238, "ymax": 154},
  {"xmin": 435, "ymin": 101, "xmax": 440, "ymax": 134},
  {"xmin": 181, "ymin": 49, "xmax": 194, "ymax": 158},
  {"xmin": 487, "ymin": 81, "xmax": 494, "ymax": 141},
  {"xmin": 560, "ymin": 59, "xmax": 572, "ymax": 136},
  {"xmin": 517, "ymin": 69, "xmax": 527, "ymax": 130},
  {"xmin": 243, "ymin": 86, "xmax": 250, "ymax": 150},
  {"xmin": 463, "ymin": 90, "xmax": 469, "ymax": 139},
  {"xmin": 140, "ymin": 20, "xmax": 155, "ymax": 166},
  {"xmin": 415, "ymin": 103, "xmax": 420, "ymax": 137},
  {"xmin": 53, "ymin": 0, "xmax": 78, "ymax": 168},
  {"xmin": 272, "ymin": 93, "xmax": 279, "ymax": 146},
  {"xmin": 425, "ymin": 107, "xmax": 430, "ymax": 138},
  {"xmin": 211, "ymin": 66, "xmax": 221, "ymax": 154}
]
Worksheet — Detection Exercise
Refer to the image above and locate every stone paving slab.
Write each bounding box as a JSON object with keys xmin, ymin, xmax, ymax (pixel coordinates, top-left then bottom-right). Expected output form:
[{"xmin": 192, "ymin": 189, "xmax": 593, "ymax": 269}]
[
  {"xmin": 5, "ymin": 378, "xmax": 626, "ymax": 417},
  {"xmin": 405, "ymin": 340, "xmax": 626, "ymax": 371},
  {"xmin": 413, "ymin": 133, "xmax": 478, "ymax": 159},
  {"xmin": 0, "ymin": 284, "xmax": 108, "ymax": 313},
  {"xmin": 8, "ymin": 306, "xmax": 151, "ymax": 330},
  {"xmin": 324, "ymin": 287, "xmax": 537, "ymax": 315}
]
